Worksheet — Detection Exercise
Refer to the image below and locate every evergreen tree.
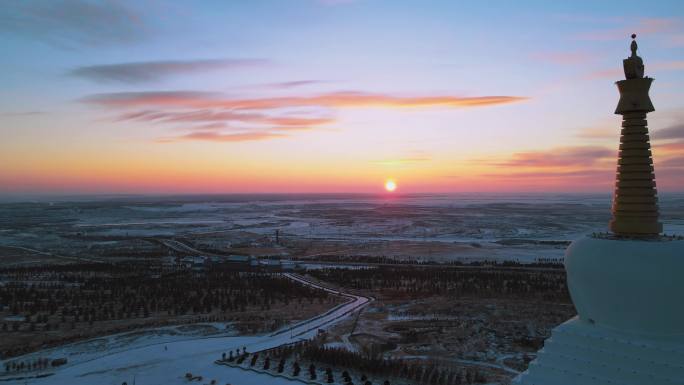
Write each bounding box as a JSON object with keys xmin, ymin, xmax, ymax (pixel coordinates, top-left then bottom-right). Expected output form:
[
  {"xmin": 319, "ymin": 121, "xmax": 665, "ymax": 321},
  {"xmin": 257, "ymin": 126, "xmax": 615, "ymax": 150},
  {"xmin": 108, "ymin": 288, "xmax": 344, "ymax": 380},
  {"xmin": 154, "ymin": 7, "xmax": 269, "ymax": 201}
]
[{"xmin": 309, "ymin": 363, "xmax": 317, "ymax": 380}]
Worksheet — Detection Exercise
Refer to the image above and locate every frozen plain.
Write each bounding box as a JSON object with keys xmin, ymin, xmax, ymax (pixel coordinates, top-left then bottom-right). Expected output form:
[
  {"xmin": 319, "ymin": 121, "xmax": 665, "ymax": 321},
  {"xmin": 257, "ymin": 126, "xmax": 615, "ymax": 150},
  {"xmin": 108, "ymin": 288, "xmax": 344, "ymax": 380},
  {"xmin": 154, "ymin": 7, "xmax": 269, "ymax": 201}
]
[{"xmin": 5, "ymin": 274, "xmax": 370, "ymax": 385}]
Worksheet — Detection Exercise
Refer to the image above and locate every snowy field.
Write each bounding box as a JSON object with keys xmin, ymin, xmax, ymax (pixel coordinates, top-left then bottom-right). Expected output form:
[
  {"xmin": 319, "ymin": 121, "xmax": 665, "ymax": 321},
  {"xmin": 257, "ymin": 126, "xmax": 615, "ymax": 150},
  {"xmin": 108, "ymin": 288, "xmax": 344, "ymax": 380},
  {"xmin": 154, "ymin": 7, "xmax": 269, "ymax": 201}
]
[
  {"xmin": 2, "ymin": 193, "xmax": 683, "ymax": 264},
  {"xmin": 2, "ymin": 274, "xmax": 371, "ymax": 385}
]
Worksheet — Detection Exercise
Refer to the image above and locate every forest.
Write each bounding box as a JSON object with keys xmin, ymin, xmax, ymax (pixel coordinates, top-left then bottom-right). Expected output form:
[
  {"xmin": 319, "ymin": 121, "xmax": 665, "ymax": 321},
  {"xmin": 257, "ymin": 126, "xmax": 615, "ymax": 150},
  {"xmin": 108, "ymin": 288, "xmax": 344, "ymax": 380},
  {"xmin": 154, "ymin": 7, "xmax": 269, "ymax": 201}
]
[
  {"xmin": 308, "ymin": 266, "xmax": 571, "ymax": 302},
  {"xmin": 0, "ymin": 262, "xmax": 337, "ymax": 359}
]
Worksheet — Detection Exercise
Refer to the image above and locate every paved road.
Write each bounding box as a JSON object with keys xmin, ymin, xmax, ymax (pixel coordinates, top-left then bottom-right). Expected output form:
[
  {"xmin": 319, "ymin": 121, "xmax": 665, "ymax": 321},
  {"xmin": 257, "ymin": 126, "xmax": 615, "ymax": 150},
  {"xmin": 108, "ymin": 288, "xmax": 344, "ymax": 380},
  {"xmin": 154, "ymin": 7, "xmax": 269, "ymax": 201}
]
[
  {"xmin": 158, "ymin": 239, "xmax": 217, "ymax": 256},
  {"xmin": 158, "ymin": 238, "xmax": 563, "ymax": 272},
  {"xmin": 3, "ymin": 245, "xmax": 105, "ymax": 264},
  {"xmin": 19, "ymin": 272, "xmax": 370, "ymax": 385},
  {"xmin": 296, "ymin": 259, "xmax": 565, "ymax": 273}
]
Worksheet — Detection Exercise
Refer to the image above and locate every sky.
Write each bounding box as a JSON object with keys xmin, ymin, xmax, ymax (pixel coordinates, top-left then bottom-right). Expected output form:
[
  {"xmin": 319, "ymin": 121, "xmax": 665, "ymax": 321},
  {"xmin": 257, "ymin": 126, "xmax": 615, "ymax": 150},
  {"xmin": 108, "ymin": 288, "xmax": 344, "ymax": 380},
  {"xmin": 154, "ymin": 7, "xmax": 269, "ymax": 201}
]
[{"xmin": 1, "ymin": 0, "xmax": 683, "ymax": 195}]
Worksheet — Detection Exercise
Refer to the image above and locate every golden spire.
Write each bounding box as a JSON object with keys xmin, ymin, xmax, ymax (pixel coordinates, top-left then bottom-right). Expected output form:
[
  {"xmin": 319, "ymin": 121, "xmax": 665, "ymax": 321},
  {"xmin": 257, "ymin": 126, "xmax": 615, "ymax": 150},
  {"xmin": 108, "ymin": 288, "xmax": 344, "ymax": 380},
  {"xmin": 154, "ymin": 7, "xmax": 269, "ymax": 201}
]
[{"xmin": 609, "ymin": 34, "xmax": 662, "ymax": 236}]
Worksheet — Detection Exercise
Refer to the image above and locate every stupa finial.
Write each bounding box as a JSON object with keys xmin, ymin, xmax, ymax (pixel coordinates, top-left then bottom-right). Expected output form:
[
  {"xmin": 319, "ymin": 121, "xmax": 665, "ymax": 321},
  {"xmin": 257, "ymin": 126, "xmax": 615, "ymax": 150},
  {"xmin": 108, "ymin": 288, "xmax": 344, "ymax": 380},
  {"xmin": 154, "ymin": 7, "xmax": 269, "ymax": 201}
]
[
  {"xmin": 624, "ymin": 33, "xmax": 644, "ymax": 79},
  {"xmin": 630, "ymin": 33, "xmax": 638, "ymax": 56}
]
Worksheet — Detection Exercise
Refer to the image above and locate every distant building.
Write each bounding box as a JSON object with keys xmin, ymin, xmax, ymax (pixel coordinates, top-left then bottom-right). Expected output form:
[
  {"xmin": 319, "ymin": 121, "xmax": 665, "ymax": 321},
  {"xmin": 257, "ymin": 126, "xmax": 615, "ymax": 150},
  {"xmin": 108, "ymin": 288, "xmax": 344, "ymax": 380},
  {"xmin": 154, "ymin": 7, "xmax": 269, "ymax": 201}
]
[
  {"xmin": 257, "ymin": 259, "xmax": 281, "ymax": 268},
  {"xmin": 185, "ymin": 256, "xmax": 207, "ymax": 272},
  {"xmin": 161, "ymin": 256, "xmax": 183, "ymax": 272},
  {"xmin": 230, "ymin": 254, "xmax": 249, "ymax": 262},
  {"xmin": 249, "ymin": 258, "xmax": 298, "ymax": 270},
  {"xmin": 280, "ymin": 259, "xmax": 296, "ymax": 270},
  {"xmin": 3, "ymin": 315, "xmax": 26, "ymax": 323}
]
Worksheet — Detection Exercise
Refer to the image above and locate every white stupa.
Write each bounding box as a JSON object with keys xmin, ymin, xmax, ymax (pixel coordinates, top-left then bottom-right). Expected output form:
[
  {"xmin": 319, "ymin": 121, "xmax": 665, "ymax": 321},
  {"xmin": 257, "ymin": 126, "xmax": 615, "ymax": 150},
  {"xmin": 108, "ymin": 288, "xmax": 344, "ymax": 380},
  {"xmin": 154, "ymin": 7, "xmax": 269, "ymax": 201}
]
[{"xmin": 514, "ymin": 36, "xmax": 684, "ymax": 385}]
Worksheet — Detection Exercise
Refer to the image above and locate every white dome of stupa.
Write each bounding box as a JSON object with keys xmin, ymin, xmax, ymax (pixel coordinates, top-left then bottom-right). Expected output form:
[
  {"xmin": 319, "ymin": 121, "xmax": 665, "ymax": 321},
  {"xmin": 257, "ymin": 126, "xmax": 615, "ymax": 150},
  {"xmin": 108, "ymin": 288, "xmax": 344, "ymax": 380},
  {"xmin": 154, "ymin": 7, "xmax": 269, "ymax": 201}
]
[{"xmin": 514, "ymin": 35, "xmax": 684, "ymax": 385}]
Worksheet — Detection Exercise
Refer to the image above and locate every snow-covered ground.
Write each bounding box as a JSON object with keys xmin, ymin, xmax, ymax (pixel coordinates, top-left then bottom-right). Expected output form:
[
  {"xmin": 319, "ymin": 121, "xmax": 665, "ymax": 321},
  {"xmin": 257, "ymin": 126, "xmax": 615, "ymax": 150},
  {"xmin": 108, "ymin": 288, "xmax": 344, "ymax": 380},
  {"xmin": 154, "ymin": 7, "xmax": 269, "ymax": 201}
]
[
  {"xmin": 3, "ymin": 274, "xmax": 371, "ymax": 385},
  {"xmin": 3, "ymin": 193, "xmax": 683, "ymax": 265}
]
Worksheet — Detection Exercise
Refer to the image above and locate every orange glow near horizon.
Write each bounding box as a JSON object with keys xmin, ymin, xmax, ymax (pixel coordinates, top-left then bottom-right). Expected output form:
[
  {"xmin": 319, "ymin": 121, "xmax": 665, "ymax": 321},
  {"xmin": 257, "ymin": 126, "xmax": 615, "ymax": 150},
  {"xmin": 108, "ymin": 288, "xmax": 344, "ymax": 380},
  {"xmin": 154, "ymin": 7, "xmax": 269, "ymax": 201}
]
[
  {"xmin": 2, "ymin": 138, "xmax": 684, "ymax": 194},
  {"xmin": 2, "ymin": 2, "xmax": 684, "ymax": 196}
]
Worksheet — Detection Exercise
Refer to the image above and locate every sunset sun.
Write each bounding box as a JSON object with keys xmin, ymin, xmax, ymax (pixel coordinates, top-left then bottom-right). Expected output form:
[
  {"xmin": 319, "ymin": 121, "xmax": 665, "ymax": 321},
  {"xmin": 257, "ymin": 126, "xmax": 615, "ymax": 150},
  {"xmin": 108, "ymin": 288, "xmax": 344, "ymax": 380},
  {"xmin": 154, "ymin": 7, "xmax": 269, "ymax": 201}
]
[{"xmin": 385, "ymin": 179, "xmax": 397, "ymax": 192}]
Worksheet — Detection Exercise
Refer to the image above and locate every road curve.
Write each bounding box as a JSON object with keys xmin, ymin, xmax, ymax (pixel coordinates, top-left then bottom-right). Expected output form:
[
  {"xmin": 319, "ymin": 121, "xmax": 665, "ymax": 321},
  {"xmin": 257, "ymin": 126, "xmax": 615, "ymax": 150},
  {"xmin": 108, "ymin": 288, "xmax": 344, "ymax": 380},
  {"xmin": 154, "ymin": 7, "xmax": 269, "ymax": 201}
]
[
  {"xmin": 17, "ymin": 271, "xmax": 371, "ymax": 385},
  {"xmin": 272, "ymin": 273, "xmax": 371, "ymax": 339}
]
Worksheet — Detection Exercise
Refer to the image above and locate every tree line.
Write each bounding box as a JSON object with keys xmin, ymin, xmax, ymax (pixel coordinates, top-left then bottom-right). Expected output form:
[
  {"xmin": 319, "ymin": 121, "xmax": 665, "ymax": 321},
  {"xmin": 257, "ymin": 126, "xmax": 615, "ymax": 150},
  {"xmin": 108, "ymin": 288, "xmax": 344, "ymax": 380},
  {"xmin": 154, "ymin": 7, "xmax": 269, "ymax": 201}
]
[
  {"xmin": 0, "ymin": 262, "xmax": 335, "ymax": 359},
  {"xmin": 220, "ymin": 340, "xmax": 488, "ymax": 385},
  {"xmin": 308, "ymin": 266, "xmax": 570, "ymax": 302}
]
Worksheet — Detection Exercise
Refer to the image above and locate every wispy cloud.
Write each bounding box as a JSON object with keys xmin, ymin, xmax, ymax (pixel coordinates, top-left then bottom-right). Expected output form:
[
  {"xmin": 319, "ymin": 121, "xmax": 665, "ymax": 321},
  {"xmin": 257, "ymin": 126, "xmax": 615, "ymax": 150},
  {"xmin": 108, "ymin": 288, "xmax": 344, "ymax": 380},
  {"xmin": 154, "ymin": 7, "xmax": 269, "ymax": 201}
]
[
  {"xmin": 667, "ymin": 34, "xmax": 684, "ymax": 47},
  {"xmin": 0, "ymin": 111, "xmax": 46, "ymax": 117},
  {"xmin": 83, "ymin": 89, "xmax": 528, "ymax": 144},
  {"xmin": 576, "ymin": 126, "xmax": 615, "ymax": 139},
  {"xmin": 658, "ymin": 156, "xmax": 684, "ymax": 168},
  {"xmin": 481, "ymin": 169, "xmax": 611, "ymax": 180},
  {"xmin": 116, "ymin": 109, "xmax": 334, "ymax": 129},
  {"xmin": 266, "ymin": 80, "xmax": 326, "ymax": 89},
  {"xmin": 83, "ymin": 90, "xmax": 528, "ymax": 110},
  {"xmin": 652, "ymin": 60, "xmax": 684, "ymax": 72},
  {"xmin": 655, "ymin": 140, "xmax": 684, "ymax": 153},
  {"xmin": 84, "ymin": 91, "xmax": 217, "ymax": 107},
  {"xmin": 585, "ymin": 60, "xmax": 684, "ymax": 80},
  {"xmin": 70, "ymin": 59, "xmax": 271, "ymax": 84},
  {"xmin": 317, "ymin": 0, "xmax": 358, "ymax": 5},
  {"xmin": 371, "ymin": 157, "xmax": 432, "ymax": 166},
  {"xmin": 653, "ymin": 124, "xmax": 684, "ymax": 140},
  {"xmin": 157, "ymin": 131, "xmax": 286, "ymax": 143},
  {"xmin": 531, "ymin": 51, "xmax": 595, "ymax": 65},
  {"xmin": 0, "ymin": 0, "xmax": 150, "ymax": 47},
  {"xmin": 476, "ymin": 140, "xmax": 683, "ymax": 189},
  {"xmin": 461, "ymin": 145, "xmax": 616, "ymax": 190},
  {"xmin": 485, "ymin": 146, "xmax": 614, "ymax": 168},
  {"xmin": 576, "ymin": 17, "xmax": 679, "ymax": 41},
  {"xmin": 584, "ymin": 68, "xmax": 622, "ymax": 80}
]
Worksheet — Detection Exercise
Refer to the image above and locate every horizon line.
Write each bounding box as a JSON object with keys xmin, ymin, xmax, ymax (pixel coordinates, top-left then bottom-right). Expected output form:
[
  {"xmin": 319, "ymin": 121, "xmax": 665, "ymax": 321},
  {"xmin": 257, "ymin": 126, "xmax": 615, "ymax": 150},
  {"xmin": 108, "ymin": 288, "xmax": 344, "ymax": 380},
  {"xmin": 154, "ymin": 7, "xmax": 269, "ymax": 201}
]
[{"xmin": 5, "ymin": 190, "xmax": 684, "ymax": 204}]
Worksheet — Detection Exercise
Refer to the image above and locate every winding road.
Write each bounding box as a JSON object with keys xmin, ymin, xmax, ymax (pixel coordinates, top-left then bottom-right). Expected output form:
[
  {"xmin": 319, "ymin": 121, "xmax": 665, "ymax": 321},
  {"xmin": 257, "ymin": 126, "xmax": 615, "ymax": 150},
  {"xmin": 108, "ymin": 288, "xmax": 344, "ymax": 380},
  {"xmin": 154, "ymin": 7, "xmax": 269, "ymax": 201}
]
[{"xmin": 14, "ymin": 271, "xmax": 370, "ymax": 385}]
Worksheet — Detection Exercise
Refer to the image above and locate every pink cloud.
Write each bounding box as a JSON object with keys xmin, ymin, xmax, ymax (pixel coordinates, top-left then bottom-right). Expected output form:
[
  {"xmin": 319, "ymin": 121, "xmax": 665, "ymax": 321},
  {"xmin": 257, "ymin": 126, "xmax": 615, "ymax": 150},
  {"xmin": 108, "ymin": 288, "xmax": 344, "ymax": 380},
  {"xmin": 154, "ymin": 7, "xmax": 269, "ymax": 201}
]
[
  {"xmin": 476, "ymin": 141, "xmax": 684, "ymax": 191},
  {"xmin": 576, "ymin": 126, "xmax": 616, "ymax": 139},
  {"xmin": 371, "ymin": 157, "xmax": 432, "ymax": 166},
  {"xmin": 84, "ymin": 89, "xmax": 527, "ymax": 144},
  {"xmin": 84, "ymin": 91, "xmax": 528, "ymax": 110},
  {"xmin": 266, "ymin": 80, "xmax": 325, "ymax": 89},
  {"xmin": 117, "ymin": 109, "xmax": 334, "ymax": 128},
  {"xmin": 657, "ymin": 156, "xmax": 684, "ymax": 168},
  {"xmin": 655, "ymin": 140, "xmax": 684, "ymax": 152},
  {"xmin": 653, "ymin": 124, "xmax": 684, "ymax": 140},
  {"xmin": 486, "ymin": 146, "xmax": 614, "ymax": 168},
  {"xmin": 667, "ymin": 34, "xmax": 684, "ymax": 46},
  {"xmin": 576, "ymin": 17, "xmax": 679, "ymax": 41},
  {"xmin": 652, "ymin": 60, "xmax": 684, "ymax": 71},
  {"xmin": 531, "ymin": 51, "xmax": 595, "ymax": 65},
  {"xmin": 585, "ymin": 60, "xmax": 684, "ymax": 80},
  {"xmin": 482, "ymin": 169, "xmax": 611, "ymax": 180},
  {"xmin": 157, "ymin": 131, "xmax": 286, "ymax": 143},
  {"xmin": 584, "ymin": 68, "xmax": 623, "ymax": 80}
]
